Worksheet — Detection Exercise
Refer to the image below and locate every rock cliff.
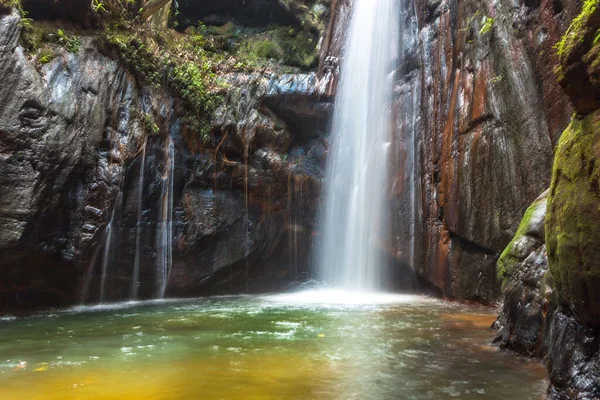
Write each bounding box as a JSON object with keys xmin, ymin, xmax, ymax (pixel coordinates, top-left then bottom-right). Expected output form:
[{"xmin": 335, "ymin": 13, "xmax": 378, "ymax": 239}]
[{"xmin": 496, "ymin": 1, "xmax": 600, "ymax": 397}]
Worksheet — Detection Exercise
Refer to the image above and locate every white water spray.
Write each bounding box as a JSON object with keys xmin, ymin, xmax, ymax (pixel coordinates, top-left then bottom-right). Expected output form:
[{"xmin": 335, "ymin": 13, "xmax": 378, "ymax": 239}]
[
  {"xmin": 157, "ymin": 137, "xmax": 174, "ymax": 298},
  {"xmin": 100, "ymin": 191, "xmax": 122, "ymax": 303},
  {"xmin": 130, "ymin": 138, "xmax": 147, "ymax": 300},
  {"xmin": 316, "ymin": 0, "xmax": 399, "ymax": 291}
]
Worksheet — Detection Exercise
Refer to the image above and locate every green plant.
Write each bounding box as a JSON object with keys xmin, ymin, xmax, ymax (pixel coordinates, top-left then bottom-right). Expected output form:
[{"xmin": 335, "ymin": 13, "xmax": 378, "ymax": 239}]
[
  {"xmin": 490, "ymin": 73, "xmax": 504, "ymax": 85},
  {"xmin": 56, "ymin": 28, "xmax": 81, "ymax": 53},
  {"xmin": 103, "ymin": 27, "xmax": 222, "ymax": 144},
  {"xmin": 142, "ymin": 112, "xmax": 160, "ymax": 135},
  {"xmin": 37, "ymin": 48, "xmax": 53, "ymax": 64},
  {"xmin": 0, "ymin": 0, "xmax": 21, "ymax": 12},
  {"xmin": 92, "ymin": 0, "xmax": 107, "ymax": 13},
  {"xmin": 167, "ymin": 60, "xmax": 219, "ymax": 143},
  {"xmin": 479, "ymin": 15, "xmax": 494, "ymax": 35},
  {"xmin": 65, "ymin": 36, "xmax": 81, "ymax": 53}
]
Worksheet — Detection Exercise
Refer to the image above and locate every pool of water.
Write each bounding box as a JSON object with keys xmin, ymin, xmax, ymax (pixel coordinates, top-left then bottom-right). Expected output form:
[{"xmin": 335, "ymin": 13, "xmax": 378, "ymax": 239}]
[{"xmin": 0, "ymin": 291, "xmax": 547, "ymax": 399}]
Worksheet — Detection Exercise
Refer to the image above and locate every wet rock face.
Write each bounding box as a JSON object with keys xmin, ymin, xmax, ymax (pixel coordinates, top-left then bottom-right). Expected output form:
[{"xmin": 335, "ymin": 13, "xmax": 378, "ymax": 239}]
[
  {"xmin": 496, "ymin": 3, "xmax": 600, "ymax": 397},
  {"xmin": 385, "ymin": 0, "xmax": 577, "ymax": 303},
  {"xmin": 496, "ymin": 190, "xmax": 548, "ymax": 289},
  {"xmin": 0, "ymin": 10, "xmax": 145, "ymax": 309},
  {"xmin": 0, "ymin": 9, "xmax": 331, "ymax": 309},
  {"xmin": 494, "ymin": 191, "xmax": 600, "ymax": 399},
  {"xmin": 493, "ymin": 191, "xmax": 551, "ymax": 355}
]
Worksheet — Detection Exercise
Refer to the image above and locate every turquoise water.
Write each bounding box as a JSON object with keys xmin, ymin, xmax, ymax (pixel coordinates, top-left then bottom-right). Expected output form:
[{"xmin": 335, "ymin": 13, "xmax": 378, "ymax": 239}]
[{"xmin": 0, "ymin": 292, "xmax": 547, "ymax": 399}]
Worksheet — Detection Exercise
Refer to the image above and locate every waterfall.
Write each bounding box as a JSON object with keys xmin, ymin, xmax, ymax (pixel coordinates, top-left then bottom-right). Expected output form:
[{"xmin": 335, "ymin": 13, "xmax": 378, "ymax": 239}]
[
  {"xmin": 100, "ymin": 191, "xmax": 122, "ymax": 303},
  {"xmin": 130, "ymin": 138, "xmax": 147, "ymax": 300},
  {"xmin": 316, "ymin": 0, "xmax": 399, "ymax": 291},
  {"xmin": 156, "ymin": 137, "xmax": 174, "ymax": 298}
]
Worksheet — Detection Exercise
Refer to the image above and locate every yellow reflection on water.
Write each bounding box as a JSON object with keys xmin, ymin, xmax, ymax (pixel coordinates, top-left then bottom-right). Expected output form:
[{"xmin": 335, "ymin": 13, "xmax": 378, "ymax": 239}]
[{"xmin": 1, "ymin": 354, "xmax": 335, "ymax": 400}]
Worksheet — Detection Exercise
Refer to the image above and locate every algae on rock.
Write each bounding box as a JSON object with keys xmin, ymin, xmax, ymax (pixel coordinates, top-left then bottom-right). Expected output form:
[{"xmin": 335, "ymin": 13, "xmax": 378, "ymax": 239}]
[
  {"xmin": 496, "ymin": 190, "xmax": 548, "ymax": 289},
  {"xmin": 546, "ymin": 112, "xmax": 600, "ymax": 325}
]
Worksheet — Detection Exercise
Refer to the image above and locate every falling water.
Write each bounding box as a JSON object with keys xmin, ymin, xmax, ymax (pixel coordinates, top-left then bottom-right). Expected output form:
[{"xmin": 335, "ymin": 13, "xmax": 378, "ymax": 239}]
[
  {"xmin": 316, "ymin": 0, "xmax": 399, "ymax": 291},
  {"xmin": 130, "ymin": 138, "xmax": 147, "ymax": 300},
  {"xmin": 100, "ymin": 191, "xmax": 122, "ymax": 303},
  {"xmin": 156, "ymin": 137, "xmax": 174, "ymax": 298}
]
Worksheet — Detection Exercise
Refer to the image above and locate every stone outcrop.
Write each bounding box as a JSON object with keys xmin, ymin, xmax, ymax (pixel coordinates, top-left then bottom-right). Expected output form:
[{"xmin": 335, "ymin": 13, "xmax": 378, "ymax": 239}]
[
  {"xmin": 380, "ymin": 0, "xmax": 577, "ymax": 303},
  {"xmin": 495, "ymin": 189, "xmax": 600, "ymax": 399},
  {"xmin": 0, "ymin": 5, "xmax": 333, "ymax": 309},
  {"xmin": 495, "ymin": 2, "xmax": 600, "ymax": 397}
]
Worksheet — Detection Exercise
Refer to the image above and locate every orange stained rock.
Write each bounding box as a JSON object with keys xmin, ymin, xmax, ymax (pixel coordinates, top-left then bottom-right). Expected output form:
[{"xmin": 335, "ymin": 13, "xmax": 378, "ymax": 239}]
[
  {"xmin": 433, "ymin": 226, "xmax": 451, "ymax": 291},
  {"xmin": 470, "ymin": 66, "xmax": 488, "ymax": 122}
]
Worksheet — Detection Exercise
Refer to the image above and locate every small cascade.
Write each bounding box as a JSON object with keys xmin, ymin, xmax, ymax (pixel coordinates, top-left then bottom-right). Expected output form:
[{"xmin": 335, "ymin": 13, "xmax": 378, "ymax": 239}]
[
  {"xmin": 316, "ymin": 0, "xmax": 399, "ymax": 291},
  {"xmin": 242, "ymin": 129, "xmax": 251, "ymax": 291},
  {"xmin": 130, "ymin": 137, "xmax": 147, "ymax": 300},
  {"xmin": 408, "ymin": 89, "xmax": 418, "ymax": 270},
  {"xmin": 156, "ymin": 137, "xmax": 174, "ymax": 298},
  {"xmin": 288, "ymin": 176, "xmax": 305, "ymax": 281},
  {"xmin": 100, "ymin": 190, "xmax": 122, "ymax": 303},
  {"xmin": 287, "ymin": 175, "xmax": 296, "ymax": 279}
]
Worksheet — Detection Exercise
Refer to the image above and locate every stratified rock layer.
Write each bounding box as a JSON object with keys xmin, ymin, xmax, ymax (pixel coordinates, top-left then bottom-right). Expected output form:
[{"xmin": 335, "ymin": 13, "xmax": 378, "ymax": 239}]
[{"xmin": 383, "ymin": 0, "xmax": 577, "ymax": 303}]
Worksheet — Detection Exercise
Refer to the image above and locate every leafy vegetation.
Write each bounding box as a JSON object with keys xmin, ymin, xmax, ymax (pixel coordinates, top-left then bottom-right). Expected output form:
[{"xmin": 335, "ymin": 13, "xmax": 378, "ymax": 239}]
[
  {"xmin": 37, "ymin": 48, "xmax": 53, "ymax": 64},
  {"xmin": 103, "ymin": 25, "xmax": 227, "ymax": 144},
  {"xmin": 235, "ymin": 27, "xmax": 318, "ymax": 69},
  {"xmin": 6, "ymin": 0, "xmax": 322, "ymax": 145},
  {"xmin": 142, "ymin": 112, "xmax": 160, "ymax": 135},
  {"xmin": 56, "ymin": 28, "xmax": 81, "ymax": 53},
  {"xmin": 479, "ymin": 15, "xmax": 494, "ymax": 35}
]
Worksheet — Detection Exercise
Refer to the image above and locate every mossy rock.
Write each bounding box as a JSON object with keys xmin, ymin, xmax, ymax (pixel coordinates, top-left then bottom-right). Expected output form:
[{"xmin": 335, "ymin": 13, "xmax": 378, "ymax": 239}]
[
  {"xmin": 555, "ymin": 0, "xmax": 600, "ymax": 114},
  {"xmin": 497, "ymin": 190, "xmax": 548, "ymax": 289},
  {"xmin": 236, "ymin": 26, "xmax": 318, "ymax": 69},
  {"xmin": 546, "ymin": 111, "xmax": 600, "ymax": 325}
]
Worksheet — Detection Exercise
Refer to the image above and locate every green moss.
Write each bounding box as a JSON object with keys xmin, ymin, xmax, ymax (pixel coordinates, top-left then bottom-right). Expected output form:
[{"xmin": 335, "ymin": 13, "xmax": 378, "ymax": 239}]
[
  {"xmin": 103, "ymin": 27, "xmax": 222, "ymax": 144},
  {"xmin": 235, "ymin": 26, "xmax": 318, "ymax": 69},
  {"xmin": 555, "ymin": 0, "xmax": 600, "ymax": 77},
  {"xmin": 496, "ymin": 198, "xmax": 544, "ymax": 288},
  {"xmin": 20, "ymin": 20, "xmax": 43, "ymax": 52},
  {"xmin": 546, "ymin": 111, "xmax": 600, "ymax": 322}
]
